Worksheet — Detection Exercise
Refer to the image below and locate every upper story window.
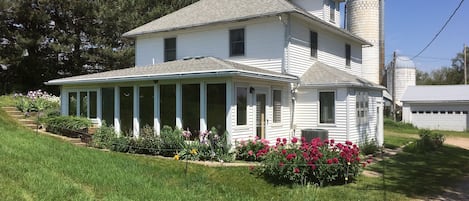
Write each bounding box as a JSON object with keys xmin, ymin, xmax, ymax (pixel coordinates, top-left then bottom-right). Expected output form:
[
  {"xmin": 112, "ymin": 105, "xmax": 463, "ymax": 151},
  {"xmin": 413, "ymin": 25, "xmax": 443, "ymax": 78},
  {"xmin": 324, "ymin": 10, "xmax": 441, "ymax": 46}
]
[
  {"xmin": 345, "ymin": 44, "xmax": 351, "ymax": 67},
  {"xmin": 164, "ymin": 37, "xmax": 176, "ymax": 62},
  {"xmin": 272, "ymin": 89, "xmax": 282, "ymax": 123},
  {"xmin": 230, "ymin": 28, "xmax": 245, "ymax": 56},
  {"xmin": 319, "ymin": 91, "xmax": 335, "ymax": 124},
  {"xmin": 310, "ymin": 31, "xmax": 318, "ymax": 58},
  {"xmin": 329, "ymin": 0, "xmax": 336, "ymax": 23}
]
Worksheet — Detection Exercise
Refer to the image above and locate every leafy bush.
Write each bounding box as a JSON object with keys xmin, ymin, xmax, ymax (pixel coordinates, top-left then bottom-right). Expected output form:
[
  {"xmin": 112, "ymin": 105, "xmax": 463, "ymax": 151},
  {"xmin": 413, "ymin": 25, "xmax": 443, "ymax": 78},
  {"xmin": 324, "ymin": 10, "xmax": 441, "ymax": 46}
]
[
  {"xmin": 404, "ymin": 130, "xmax": 445, "ymax": 153},
  {"xmin": 91, "ymin": 123, "xmax": 117, "ymax": 149},
  {"xmin": 45, "ymin": 116, "xmax": 92, "ymax": 134},
  {"xmin": 235, "ymin": 137, "xmax": 269, "ymax": 161},
  {"xmin": 254, "ymin": 137, "xmax": 368, "ymax": 186},
  {"xmin": 159, "ymin": 125, "xmax": 184, "ymax": 157},
  {"xmin": 125, "ymin": 125, "xmax": 160, "ymax": 155},
  {"xmin": 360, "ymin": 138, "xmax": 379, "ymax": 155},
  {"xmin": 110, "ymin": 137, "xmax": 131, "ymax": 153}
]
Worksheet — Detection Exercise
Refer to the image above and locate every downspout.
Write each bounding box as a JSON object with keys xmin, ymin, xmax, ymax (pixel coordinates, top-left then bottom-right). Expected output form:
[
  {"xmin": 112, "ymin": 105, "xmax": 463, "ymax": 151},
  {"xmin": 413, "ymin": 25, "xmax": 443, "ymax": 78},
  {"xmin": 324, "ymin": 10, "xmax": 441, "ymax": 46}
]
[{"xmin": 280, "ymin": 13, "xmax": 298, "ymax": 138}]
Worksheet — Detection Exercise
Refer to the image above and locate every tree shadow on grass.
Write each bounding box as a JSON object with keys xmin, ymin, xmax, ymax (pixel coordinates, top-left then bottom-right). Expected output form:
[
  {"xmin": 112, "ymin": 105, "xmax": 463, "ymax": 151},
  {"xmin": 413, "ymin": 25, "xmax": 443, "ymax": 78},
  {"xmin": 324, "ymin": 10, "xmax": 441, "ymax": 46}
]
[{"xmin": 368, "ymin": 146, "xmax": 469, "ymax": 198}]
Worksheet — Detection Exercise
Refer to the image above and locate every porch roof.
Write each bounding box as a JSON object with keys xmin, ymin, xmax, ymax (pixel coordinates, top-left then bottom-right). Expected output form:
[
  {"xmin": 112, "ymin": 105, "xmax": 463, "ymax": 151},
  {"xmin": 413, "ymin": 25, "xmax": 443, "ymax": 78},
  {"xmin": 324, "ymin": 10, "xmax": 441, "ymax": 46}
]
[
  {"xmin": 300, "ymin": 62, "xmax": 385, "ymax": 89},
  {"xmin": 46, "ymin": 57, "xmax": 298, "ymax": 85}
]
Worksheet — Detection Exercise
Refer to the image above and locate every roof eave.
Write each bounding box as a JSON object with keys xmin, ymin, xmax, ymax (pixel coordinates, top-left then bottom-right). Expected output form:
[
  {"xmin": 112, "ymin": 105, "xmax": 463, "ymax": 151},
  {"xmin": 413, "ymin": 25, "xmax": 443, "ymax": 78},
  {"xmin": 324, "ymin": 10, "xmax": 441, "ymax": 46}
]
[
  {"xmin": 123, "ymin": 11, "xmax": 294, "ymax": 38},
  {"xmin": 45, "ymin": 70, "xmax": 297, "ymax": 86},
  {"xmin": 300, "ymin": 82, "xmax": 385, "ymax": 89}
]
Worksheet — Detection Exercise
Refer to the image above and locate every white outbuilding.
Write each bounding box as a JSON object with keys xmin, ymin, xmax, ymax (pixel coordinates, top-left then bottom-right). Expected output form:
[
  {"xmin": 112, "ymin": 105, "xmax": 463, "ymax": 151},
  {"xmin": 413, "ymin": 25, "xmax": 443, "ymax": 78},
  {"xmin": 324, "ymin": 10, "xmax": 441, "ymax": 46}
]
[{"xmin": 401, "ymin": 85, "xmax": 469, "ymax": 131}]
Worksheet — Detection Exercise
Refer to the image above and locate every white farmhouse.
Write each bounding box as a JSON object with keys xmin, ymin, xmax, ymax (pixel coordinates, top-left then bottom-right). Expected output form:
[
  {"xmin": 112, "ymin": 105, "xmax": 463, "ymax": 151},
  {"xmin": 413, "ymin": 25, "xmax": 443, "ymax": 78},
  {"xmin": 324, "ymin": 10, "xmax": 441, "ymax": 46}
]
[{"xmin": 47, "ymin": 0, "xmax": 385, "ymax": 145}]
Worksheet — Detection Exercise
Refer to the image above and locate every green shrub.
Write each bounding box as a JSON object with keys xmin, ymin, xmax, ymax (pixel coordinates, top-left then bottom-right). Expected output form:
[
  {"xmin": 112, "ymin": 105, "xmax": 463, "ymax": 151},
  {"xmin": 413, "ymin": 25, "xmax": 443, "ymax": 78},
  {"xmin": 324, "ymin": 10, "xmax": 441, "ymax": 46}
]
[
  {"xmin": 254, "ymin": 138, "xmax": 367, "ymax": 186},
  {"xmin": 404, "ymin": 129, "xmax": 445, "ymax": 153},
  {"xmin": 110, "ymin": 137, "xmax": 131, "ymax": 153},
  {"xmin": 360, "ymin": 138, "xmax": 379, "ymax": 155},
  {"xmin": 45, "ymin": 116, "xmax": 92, "ymax": 134},
  {"xmin": 159, "ymin": 125, "xmax": 184, "ymax": 157},
  {"xmin": 123, "ymin": 125, "xmax": 160, "ymax": 155},
  {"xmin": 91, "ymin": 123, "xmax": 117, "ymax": 149}
]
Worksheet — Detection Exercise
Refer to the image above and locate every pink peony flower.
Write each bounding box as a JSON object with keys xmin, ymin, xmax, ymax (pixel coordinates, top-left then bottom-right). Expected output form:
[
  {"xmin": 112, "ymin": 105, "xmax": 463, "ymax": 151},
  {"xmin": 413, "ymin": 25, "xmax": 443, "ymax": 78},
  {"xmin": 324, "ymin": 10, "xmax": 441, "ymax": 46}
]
[
  {"xmin": 286, "ymin": 153, "xmax": 296, "ymax": 161},
  {"xmin": 294, "ymin": 167, "xmax": 300, "ymax": 173},
  {"xmin": 291, "ymin": 137, "xmax": 298, "ymax": 144},
  {"xmin": 279, "ymin": 162, "xmax": 285, "ymax": 167},
  {"xmin": 248, "ymin": 150, "xmax": 253, "ymax": 156}
]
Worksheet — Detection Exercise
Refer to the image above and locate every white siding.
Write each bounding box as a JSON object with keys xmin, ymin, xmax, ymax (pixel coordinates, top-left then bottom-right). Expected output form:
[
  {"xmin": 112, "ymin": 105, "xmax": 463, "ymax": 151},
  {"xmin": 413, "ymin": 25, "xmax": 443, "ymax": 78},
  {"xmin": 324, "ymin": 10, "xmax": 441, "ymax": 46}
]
[
  {"xmin": 294, "ymin": 87, "xmax": 381, "ymax": 145},
  {"xmin": 135, "ymin": 17, "xmax": 284, "ymax": 73},
  {"xmin": 403, "ymin": 103, "xmax": 469, "ymax": 132},
  {"xmin": 288, "ymin": 17, "xmax": 362, "ymax": 77},
  {"xmin": 229, "ymin": 79, "xmax": 291, "ymax": 145},
  {"xmin": 135, "ymin": 37, "xmax": 163, "ymax": 66},
  {"xmin": 294, "ymin": 87, "xmax": 349, "ymax": 143},
  {"xmin": 291, "ymin": 0, "xmax": 324, "ymax": 19}
]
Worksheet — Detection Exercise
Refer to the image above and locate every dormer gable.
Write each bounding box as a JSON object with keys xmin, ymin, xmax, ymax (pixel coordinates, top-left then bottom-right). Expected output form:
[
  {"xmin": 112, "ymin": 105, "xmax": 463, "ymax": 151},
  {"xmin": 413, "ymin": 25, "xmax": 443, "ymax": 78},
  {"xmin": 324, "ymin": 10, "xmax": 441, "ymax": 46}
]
[{"xmin": 289, "ymin": 0, "xmax": 344, "ymax": 27}]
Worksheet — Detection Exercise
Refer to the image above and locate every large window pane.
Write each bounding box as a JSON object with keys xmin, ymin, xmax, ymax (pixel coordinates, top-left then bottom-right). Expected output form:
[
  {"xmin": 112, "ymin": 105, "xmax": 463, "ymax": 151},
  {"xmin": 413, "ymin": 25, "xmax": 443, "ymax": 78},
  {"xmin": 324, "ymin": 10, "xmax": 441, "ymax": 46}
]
[
  {"xmin": 102, "ymin": 88, "xmax": 114, "ymax": 126},
  {"xmin": 207, "ymin": 84, "xmax": 226, "ymax": 134},
  {"xmin": 236, "ymin": 87, "xmax": 247, "ymax": 125},
  {"xmin": 320, "ymin": 92, "xmax": 335, "ymax": 124},
  {"xmin": 120, "ymin": 87, "xmax": 133, "ymax": 135},
  {"xmin": 69, "ymin": 92, "xmax": 77, "ymax": 116},
  {"xmin": 182, "ymin": 84, "xmax": 200, "ymax": 134},
  {"xmin": 273, "ymin": 90, "xmax": 281, "ymax": 123},
  {"xmin": 80, "ymin": 92, "xmax": 88, "ymax": 117},
  {"xmin": 89, "ymin": 91, "xmax": 97, "ymax": 118},
  {"xmin": 140, "ymin": 86, "xmax": 154, "ymax": 129},
  {"xmin": 160, "ymin": 85, "xmax": 176, "ymax": 129}
]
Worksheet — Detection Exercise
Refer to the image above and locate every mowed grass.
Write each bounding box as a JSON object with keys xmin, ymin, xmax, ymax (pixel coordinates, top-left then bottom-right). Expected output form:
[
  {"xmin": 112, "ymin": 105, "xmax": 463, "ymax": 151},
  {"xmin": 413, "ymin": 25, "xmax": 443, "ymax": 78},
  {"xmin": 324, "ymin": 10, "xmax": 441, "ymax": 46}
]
[
  {"xmin": 1, "ymin": 100, "xmax": 468, "ymax": 201},
  {"xmin": 0, "ymin": 108, "xmax": 407, "ymax": 201}
]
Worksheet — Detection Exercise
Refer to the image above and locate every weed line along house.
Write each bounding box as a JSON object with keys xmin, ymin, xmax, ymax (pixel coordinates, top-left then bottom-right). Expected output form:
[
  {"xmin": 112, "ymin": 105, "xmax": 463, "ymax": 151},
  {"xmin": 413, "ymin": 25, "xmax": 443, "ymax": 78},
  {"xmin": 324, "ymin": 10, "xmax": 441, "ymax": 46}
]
[{"xmin": 46, "ymin": 0, "xmax": 385, "ymax": 146}]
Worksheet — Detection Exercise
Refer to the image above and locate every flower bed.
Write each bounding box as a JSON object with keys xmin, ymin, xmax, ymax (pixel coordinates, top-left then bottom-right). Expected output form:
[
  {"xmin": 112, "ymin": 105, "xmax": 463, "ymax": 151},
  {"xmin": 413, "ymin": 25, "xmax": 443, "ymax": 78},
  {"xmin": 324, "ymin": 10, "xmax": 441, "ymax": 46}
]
[{"xmin": 249, "ymin": 137, "xmax": 370, "ymax": 186}]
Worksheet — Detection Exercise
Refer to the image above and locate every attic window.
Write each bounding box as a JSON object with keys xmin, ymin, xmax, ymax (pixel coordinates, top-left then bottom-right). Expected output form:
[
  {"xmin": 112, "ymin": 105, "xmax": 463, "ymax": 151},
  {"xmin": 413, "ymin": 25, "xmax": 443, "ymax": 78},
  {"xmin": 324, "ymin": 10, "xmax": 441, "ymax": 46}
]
[
  {"xmin": 230, "ymin": 28, "xmax": 245, "ymax": 56},
  {"xmin": 164, "ymin": 37, "xmax": 176, "ymax": 62}
]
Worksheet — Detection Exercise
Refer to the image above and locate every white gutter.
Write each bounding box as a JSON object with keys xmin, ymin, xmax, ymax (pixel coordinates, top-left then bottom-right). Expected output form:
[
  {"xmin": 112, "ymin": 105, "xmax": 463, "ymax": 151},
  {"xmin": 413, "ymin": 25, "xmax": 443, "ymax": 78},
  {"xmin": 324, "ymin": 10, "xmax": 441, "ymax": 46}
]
[{"xmin": 46, "ymin": 70, "xmax": 298, "ymax": 85}]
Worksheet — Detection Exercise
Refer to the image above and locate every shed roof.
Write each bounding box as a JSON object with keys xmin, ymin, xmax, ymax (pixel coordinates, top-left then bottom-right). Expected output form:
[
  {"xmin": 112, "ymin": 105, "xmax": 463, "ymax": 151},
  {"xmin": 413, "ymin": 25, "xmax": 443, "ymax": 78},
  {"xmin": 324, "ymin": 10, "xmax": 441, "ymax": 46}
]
[
  {"xmin": 300, "ymin": 62, "xmax": 384, "ymax": 89},
  {"xmin": 46, "ymin": 57, "xmax": 298, "ymax": 85},
  {"xmin": 401, "ymin": 85, "xmax": 469, "ymax": 103},
  {"xmin": 122, "ymin": 0, "xmax": 370, "ymax": 45}
]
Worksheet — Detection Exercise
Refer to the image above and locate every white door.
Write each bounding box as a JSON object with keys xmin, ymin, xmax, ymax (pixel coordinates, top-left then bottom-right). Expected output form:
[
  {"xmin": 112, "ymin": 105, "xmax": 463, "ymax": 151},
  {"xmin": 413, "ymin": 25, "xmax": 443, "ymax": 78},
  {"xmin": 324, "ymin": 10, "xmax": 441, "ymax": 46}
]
[{"xmin": 255, "ymin": 89, "xmax": 269, "ymax": 139}]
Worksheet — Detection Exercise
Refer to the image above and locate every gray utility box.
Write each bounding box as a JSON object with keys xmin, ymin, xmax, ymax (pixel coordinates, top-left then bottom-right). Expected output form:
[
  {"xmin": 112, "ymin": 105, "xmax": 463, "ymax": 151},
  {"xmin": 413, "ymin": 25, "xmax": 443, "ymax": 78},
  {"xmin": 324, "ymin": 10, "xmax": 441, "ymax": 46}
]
[{"xmin": 301, "ymin": 129, "xmax": 328, "ymax": 142}]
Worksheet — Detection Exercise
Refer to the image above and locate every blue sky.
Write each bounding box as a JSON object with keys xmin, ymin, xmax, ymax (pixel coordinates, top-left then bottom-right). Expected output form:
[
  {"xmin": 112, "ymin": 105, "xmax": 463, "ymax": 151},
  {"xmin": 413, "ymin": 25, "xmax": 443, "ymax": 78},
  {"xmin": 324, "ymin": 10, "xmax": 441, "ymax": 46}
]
[{"xmin": 385, "ymin": 0, "xmax": 469, "ymax": 72}]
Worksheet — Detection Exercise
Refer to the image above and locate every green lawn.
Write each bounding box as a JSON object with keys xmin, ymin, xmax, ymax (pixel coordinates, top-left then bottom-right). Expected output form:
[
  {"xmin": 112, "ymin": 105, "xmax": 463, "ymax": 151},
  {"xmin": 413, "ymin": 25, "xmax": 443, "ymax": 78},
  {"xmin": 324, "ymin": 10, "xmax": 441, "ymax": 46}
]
[{"xmin": 1, "ymin": 98, "xmax": 468, "ymax": 200}]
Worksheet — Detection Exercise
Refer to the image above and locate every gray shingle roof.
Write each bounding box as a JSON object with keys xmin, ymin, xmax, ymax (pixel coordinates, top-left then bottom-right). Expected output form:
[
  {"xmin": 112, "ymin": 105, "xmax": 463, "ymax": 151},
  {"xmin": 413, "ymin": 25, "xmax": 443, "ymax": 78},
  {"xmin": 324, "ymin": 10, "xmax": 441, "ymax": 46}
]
[
  {"xmin": 300, "ymin": 62, "xmax": 384, "ymax": 89},
  {"xmin": 122, "ymin": 0, "xmax": 369, "ymax": 45},
  {"xmin": 401, "ymin": 85, "xmax": 469, "ymax": 102},
  {"xmin": 46, "ymin": 57, "xmax": 297, "ymax": 85}
]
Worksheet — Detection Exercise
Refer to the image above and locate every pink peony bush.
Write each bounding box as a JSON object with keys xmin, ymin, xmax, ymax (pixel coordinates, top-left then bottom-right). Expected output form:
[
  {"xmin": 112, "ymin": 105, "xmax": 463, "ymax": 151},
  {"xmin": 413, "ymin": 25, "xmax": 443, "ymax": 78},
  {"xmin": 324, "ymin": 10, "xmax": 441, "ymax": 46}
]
[{"xmin": 253, "ymin": 137, "xmax": 368, "ymax": 186}]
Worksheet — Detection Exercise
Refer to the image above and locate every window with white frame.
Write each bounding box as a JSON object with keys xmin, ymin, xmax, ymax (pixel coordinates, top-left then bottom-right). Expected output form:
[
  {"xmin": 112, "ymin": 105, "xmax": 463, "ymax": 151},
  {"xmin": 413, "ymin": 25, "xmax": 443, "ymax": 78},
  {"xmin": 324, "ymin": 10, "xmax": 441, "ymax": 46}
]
[
  {"xmin": 319, "ymin": 91, "xmax": 335, "ymax": 124},
  {"xmin": 236, "ymin": 87, "xmax": 247, "ymax": 125},
  {"xmin": 356, "ymin": 92, "xmax": 369, "ymax": 125},
  {"xmin": 273, "ymin": 89, "xmax": 282, "ymax": 123},
  {"xmin": 68, "ymin": 90, "xmax": 97, "ymax": 118}
]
